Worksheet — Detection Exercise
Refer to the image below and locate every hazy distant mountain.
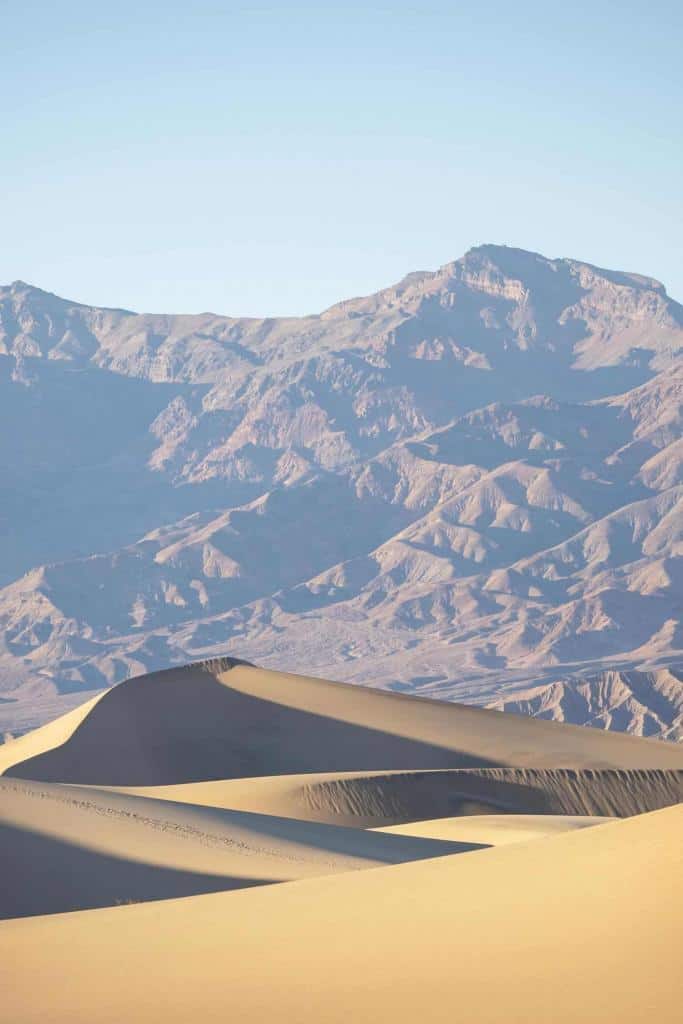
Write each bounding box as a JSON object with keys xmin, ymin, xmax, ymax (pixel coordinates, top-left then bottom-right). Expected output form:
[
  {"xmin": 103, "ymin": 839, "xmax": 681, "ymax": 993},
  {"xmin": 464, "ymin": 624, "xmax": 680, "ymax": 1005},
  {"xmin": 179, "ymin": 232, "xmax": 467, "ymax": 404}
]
[{"xmin": 1, "ymin": 245, "xmax": 681, "ymax": 737}]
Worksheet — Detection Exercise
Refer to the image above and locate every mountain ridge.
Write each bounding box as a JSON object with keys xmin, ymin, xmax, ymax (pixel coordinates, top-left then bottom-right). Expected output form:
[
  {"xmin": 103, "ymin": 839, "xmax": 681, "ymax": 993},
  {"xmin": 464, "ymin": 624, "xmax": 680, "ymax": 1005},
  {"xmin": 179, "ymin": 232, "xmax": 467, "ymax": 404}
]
[
  {"xmin": 8, "ymin": 243, "xmax": 678, "ymax": 319},
  {"xmin": 1, "ymin": 244, "xmax": 681, "ymax": 739}
]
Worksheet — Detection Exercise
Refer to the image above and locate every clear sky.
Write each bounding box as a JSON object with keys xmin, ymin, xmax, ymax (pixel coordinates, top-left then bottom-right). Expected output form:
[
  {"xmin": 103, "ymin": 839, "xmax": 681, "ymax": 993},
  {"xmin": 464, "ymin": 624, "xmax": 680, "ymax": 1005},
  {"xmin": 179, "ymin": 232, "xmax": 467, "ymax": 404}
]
[{"xmin": 1, "ymin": 1, "xmax": 681, "ymax": 315}]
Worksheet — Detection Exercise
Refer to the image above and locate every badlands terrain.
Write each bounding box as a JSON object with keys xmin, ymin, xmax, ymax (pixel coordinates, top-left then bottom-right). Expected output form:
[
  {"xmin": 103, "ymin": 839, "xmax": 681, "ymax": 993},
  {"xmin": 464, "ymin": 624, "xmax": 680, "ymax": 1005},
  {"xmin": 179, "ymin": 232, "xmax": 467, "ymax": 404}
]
[
  {"xmin": 0, "ymin": 244, "xmax": 682, "ymax": 738},
  {"xmin": 1, "ymin": 658, "xmax": 681, "ymax": 1022}
]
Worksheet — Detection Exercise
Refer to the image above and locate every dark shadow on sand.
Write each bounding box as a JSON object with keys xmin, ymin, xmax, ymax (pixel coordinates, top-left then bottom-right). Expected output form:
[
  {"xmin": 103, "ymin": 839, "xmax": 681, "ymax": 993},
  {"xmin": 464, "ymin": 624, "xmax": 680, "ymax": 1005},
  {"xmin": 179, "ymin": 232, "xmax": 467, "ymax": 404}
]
[{"xmin": 6, "ymin": 667, "xmax": 503, "ymax": 785}]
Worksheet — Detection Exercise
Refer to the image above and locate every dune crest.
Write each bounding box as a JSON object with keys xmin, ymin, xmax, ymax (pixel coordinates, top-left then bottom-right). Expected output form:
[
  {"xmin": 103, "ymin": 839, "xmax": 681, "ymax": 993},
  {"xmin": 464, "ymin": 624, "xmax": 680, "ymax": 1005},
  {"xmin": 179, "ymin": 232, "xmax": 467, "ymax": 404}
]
[
  {"xmin": 0, "ymin": 777, "xmax": 469, "ymax": 919},
  {"xmin": 2, "ymin": 662, "xmax": 682, "ymax": 788},
  {"xmin": 2, "ymin": 803, "xmax": 680, "ymax": 1023},
  {"xmin": 2, "ymin": 657, "xmax": 681, "ymax": 1020}
]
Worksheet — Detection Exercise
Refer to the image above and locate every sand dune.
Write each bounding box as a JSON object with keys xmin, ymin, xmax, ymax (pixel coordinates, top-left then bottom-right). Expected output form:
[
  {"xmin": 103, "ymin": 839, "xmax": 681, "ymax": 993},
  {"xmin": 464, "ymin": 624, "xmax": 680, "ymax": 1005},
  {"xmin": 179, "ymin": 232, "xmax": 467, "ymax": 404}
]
[
  {"xmin": 114, "ymin": 763, "xmax": 683, "ymax": 825},
  {"xmin": 0, "ymin": 691, "xmax": 104, "ymax": 773},
  {"xmin": 3, "ymin": 242, "xmax": 683, "ymax": 1023},
  {"xmin": 3, "ymin": 660, "xmax": 683, "ymax": 787},
  {"xmin": 2, "ymin": 803, "xmax": 680, "ymax": 1023},
  {"xmin": 0, "ymin": 777, "xmax": 468, "ymax": 919},
  {"xmin": 373, "ymin": 812, "xmax": 611, "ymax": 844},
  {"xmin": 2, "ymin": 657, "xmax": 681, "ymax": 1021}
]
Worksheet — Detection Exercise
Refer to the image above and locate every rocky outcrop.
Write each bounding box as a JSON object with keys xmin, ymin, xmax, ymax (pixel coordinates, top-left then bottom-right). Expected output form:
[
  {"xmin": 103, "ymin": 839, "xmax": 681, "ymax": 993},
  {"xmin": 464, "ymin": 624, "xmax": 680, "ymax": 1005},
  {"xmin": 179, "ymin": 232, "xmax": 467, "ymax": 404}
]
[{"xmin": 0, "ymin": 245, "xmax": 681, "ymax": 737}]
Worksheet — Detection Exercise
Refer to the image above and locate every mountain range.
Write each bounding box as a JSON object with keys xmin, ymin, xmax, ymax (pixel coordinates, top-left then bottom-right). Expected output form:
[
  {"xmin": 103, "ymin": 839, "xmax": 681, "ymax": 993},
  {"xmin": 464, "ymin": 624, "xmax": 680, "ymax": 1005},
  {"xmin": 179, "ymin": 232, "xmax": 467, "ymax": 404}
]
[{"xmin": 1, "ymin": 244, "xmax": 681, "ymax": 739}]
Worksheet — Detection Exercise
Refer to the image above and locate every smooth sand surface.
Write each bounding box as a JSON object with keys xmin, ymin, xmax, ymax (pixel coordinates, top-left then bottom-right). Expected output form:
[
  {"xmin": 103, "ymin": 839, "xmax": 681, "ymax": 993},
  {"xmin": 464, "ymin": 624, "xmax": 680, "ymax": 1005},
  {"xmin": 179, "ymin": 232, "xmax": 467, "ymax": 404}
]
[
  {"xmin": 0, "ymin": 777, "xmax": 472, "ymax": 918},
  {"xmin": 3, "ymin": 661, "xmax": 683, "ymax": 785},
  {"xmin": 3, "ymin": 658, "xmax": 682, "ymax": 1021},
  {"xmin": 0, "ymin": 691, "xmax": 105, "ymax": 775},
  {"xmin": 373, "ymin": 812, "xmax": 611, "ymax": 844},
  {"xmin": 1, "ymin": 804, "xmax": 680, "ymax": 1024},
  {"xmin": 112, "ymin": 764, "xmax": 683, "ymax": 825}
]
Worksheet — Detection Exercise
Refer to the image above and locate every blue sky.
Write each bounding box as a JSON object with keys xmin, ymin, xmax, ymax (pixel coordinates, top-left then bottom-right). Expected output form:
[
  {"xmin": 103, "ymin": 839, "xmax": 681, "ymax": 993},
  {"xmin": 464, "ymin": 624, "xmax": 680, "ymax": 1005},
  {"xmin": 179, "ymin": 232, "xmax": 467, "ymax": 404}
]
[{"xmin": 1, "ymin": 1, "xmax": 681, "ymax": 315}]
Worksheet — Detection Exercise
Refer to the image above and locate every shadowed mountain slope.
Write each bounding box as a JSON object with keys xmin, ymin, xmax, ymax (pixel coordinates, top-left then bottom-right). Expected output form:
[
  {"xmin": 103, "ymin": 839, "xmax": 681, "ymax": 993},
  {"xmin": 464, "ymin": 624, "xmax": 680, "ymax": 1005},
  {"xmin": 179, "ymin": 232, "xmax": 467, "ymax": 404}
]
[{"xmin": 1, "ymin": 245, "xmax": 682, "ymax": 738}]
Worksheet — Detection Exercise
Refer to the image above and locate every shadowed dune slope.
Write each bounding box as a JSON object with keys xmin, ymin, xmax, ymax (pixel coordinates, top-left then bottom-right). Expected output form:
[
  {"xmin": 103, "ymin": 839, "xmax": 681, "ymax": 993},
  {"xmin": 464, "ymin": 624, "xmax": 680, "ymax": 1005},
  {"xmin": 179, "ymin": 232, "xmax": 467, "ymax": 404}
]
[
  {"xmin": 0, "ymin": 777, "xmax": 468, "ymax": 919},
  {"xmin": 2, "ymin": 660, "xmax": 683, "ymax": 786},
  {"xmin": 115, "ymin": 765, "xmax": 683, "ymax": 825},
  {"xmin": 1, "ymin": 804, "xmax": 680, "ymax": 1024},
  {"xmin": 0, "ymin": 825, "xmax": 269, "ymax": 920},
  {"xmin": 0, "ymin": 692, "xmax": 105, "ymax": 773}
]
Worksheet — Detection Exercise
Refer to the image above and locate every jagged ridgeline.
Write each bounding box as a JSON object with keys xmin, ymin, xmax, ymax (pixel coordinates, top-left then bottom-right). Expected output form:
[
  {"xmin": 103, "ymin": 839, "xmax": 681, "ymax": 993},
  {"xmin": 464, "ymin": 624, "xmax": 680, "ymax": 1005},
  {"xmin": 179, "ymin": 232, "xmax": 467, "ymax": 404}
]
[{"xmin": 0, "ymin": 245, "xmax": 681, "ymax": 738}]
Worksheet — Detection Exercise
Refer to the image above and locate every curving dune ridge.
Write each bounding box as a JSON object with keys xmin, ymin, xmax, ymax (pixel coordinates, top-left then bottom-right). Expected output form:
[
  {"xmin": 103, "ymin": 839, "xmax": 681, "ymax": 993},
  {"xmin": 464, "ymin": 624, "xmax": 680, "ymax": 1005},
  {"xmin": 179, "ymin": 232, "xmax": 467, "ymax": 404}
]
[
  {"xmin": 113, "ymin": 765, "xmax": 683, "ymax": 825},
  {"xmin": 0, "ymin": 777, "xmax": 468, "ymax": 919},
  {"xmin": 1, "ymin": 803, "xmax": 680, "ymax": 1023},
  {"xmin": 1, "ymin": 657, "xmax": 682, "ymax": 1022},
  {"xmin": 2, "ymin": 659, "xmax": 682, "ymax": 787}
]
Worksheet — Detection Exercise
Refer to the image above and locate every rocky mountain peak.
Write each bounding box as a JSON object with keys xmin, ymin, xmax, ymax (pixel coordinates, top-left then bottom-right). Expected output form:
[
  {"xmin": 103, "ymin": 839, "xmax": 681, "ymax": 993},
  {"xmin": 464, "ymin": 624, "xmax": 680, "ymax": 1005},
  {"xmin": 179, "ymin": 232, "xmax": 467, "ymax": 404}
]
[{"xmin": 0, "ymin": 245, "xmax": 681, "ymax": 741}]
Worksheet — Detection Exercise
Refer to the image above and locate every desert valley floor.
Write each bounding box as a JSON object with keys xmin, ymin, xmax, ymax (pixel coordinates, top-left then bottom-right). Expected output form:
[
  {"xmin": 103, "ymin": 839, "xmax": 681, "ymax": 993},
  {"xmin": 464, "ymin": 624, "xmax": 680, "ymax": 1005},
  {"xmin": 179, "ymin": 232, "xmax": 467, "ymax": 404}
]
[{"xmin": 0, "ymin": 657, "xmax": 681, "ymax": 1022}]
